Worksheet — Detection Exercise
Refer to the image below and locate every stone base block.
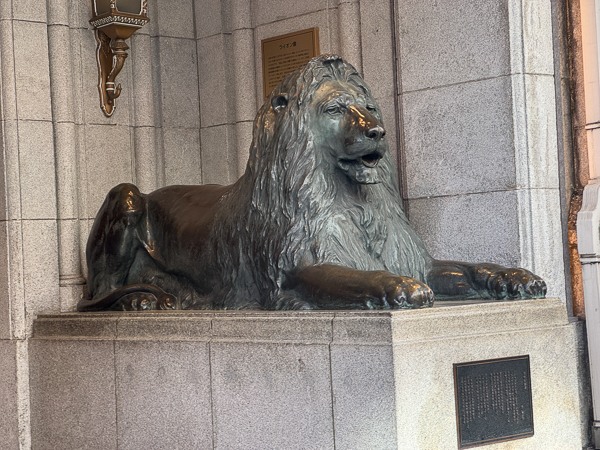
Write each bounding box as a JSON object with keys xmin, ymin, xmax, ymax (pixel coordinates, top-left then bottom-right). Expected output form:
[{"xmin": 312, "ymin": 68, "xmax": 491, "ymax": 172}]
[
  {"xmin": 30, "ymin": 298, "xmax": 584, "ymax": 449},
  {"xmin": 0, "ymin": 340, "xmax": 20, "ymax": 450}
]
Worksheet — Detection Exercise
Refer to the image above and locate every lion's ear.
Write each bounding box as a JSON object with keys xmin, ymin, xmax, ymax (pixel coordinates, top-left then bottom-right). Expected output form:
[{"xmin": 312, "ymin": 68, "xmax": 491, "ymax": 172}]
[{"xmin": 271, "ymin": 94, "xmax": 288, "ymax": 113}]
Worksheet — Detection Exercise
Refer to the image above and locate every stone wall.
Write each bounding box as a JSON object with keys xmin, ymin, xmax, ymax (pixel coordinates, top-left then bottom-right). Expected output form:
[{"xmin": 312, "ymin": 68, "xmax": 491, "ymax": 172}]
[
  {"xmin": 0, "ymin": 0, "xmax": 569, "ymax": 448},
  {"xmin": 398, "ymin": 0, "xmax": 566, "ymax": 303}
]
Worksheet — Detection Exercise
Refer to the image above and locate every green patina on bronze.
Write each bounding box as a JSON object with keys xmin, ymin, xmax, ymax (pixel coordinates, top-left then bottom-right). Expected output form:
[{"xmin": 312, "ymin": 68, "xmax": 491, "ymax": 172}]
[{"xmin": 78, "ymin": 55, "xmax": 546, "ymax": 312}]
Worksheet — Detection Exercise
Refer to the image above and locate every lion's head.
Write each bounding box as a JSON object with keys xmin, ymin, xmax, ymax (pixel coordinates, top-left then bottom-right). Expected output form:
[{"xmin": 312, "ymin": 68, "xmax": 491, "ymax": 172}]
[
  {"xmin": 215, "ymin": 55, "xmax": 430, "ymax": 308},
  {"xmin": 247, "ymin": 54, "xmax": 390, "ymax": 189},
  {"xmin": 305, "ymin": 75, "xmax": 388, "ymax": 184}
]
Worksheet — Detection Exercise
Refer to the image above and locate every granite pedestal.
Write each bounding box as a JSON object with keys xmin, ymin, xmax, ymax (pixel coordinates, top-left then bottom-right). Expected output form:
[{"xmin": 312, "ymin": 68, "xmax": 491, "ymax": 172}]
[{"xmin": 29, "ymin": 298, "xmax": 584, "ymax": 449}]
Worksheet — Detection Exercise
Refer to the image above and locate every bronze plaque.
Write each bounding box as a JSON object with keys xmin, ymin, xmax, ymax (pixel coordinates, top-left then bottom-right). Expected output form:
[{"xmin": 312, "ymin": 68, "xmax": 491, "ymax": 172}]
[
  {"xmin": 454, "ymin": 355, "xmax": 533, "ymax": 448},
  {"xmin": 261, "ymin": 28, "xmax": 320, "ymax": 99}
]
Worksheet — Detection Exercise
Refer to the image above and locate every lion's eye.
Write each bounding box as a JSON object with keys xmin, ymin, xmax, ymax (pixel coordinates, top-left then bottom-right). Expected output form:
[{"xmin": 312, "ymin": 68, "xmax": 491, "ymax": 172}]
[
  {"xmin": 366, "ymin": 105, "xmax": 377, "ymax": 113},
  {"xmin": 324, "ymin": 104, "xmax": 342, "ymax": 115}
]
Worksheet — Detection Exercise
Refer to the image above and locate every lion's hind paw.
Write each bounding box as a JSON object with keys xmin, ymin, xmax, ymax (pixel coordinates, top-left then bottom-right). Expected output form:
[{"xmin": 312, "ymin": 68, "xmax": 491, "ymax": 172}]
[{"xmin": 114, "ymin": 291, "xmax": 177, "ymax": 311}]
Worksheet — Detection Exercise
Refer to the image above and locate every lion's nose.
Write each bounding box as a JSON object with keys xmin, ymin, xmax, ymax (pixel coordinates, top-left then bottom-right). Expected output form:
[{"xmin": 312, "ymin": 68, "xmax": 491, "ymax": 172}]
[{"xmin": 366, "ymin": 125, "xmax": 385, "ymax": 141}]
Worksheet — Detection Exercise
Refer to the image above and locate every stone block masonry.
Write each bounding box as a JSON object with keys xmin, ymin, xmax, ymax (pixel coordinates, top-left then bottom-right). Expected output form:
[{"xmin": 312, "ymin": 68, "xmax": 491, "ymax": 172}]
[{"xmin": 30, "ymin": 299, "xmax": 584, "ymax": 449}]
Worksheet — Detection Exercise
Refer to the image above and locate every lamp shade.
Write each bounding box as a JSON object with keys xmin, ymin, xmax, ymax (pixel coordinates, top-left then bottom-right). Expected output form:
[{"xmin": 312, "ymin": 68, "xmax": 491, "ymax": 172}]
[
  {"xmin": 90, "ymin": 0, "xmax": 149, "ymax": 41},
  {"xmin": 93, "ymin": 0, "xmax": 144, "ymax": 16}
]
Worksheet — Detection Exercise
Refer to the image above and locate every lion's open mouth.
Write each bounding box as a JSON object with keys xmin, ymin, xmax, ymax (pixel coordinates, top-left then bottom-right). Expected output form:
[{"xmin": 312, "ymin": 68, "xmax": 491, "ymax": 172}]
[
  {"xmin": 360, "ymin": 152, "xmax": 382, "ymax": 168},
  {"xmin": 338, "ymin": 152, "xmax": 383, "ymax": 184},
  {"xmin": 339, "ymin": 152, "xmax": 382, "ymax": 170}
]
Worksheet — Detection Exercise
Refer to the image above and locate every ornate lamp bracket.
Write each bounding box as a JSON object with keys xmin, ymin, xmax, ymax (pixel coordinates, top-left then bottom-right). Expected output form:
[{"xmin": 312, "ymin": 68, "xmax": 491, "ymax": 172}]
[{"xmin": 90, "ymin": 0, "xmax": 149, "ymax": 117}]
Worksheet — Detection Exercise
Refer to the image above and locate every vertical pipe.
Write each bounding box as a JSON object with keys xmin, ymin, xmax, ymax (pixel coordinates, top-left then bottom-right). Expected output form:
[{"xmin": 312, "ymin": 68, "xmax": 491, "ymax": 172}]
[
  {"xmin": 577, "ymin": 0, "xmax": 600, "ymax": 445},
  {"xmin": 582, "ymin": 0, "xmax": 600, "ymax": 180}
]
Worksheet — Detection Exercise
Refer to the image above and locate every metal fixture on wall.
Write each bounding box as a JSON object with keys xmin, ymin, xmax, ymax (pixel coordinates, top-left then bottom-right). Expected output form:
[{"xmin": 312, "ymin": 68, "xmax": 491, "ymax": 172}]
[{"xmin": 90, "ymin": 0, "xmax": 150, "ymax": 117}]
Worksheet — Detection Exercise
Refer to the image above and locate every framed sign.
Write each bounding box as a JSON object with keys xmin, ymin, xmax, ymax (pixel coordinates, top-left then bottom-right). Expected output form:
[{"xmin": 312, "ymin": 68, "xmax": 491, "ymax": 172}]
[
  {"xmin": 261, "ymin": 27, "xmax": 320, "ymax": 100},
  {"xmin": 454, "ymin": 355, "xmax": 534, "ymax": 448}
]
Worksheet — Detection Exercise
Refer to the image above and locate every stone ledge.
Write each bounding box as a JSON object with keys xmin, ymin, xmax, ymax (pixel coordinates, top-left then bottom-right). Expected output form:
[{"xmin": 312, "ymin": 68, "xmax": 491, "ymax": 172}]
[{"xmin": 32, "ymin": 298, "xmax": 567, "ymax": 344}]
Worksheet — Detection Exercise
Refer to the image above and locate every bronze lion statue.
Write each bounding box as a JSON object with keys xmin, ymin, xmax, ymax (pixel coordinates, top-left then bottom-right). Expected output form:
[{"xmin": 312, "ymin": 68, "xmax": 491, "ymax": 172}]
[{"xmin": 78, "ymin": 55, "xmax": 546, "ymax": 311}]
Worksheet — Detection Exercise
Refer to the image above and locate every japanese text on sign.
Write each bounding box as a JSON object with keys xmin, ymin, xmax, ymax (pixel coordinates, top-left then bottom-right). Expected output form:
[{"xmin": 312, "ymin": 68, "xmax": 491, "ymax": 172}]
[{"xmin": 261, "ymin": 28, "xmax": 320, "ymax": 100}]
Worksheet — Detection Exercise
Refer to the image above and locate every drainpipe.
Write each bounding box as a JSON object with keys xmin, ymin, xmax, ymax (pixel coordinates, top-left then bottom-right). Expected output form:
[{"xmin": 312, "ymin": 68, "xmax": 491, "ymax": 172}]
[{"xmin": 576, "ymin": 0, "xmax": 600, "ymax": 445}]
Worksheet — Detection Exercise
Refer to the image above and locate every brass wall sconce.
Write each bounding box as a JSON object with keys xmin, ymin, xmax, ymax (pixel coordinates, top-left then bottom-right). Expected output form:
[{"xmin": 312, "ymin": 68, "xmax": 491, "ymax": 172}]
[{"xmin": 90, "ymin": 0, "xmax": 150, "ymax": 117}]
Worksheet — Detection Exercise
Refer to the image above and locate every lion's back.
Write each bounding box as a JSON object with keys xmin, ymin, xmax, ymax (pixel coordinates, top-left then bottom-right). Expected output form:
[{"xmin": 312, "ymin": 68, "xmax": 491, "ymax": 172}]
[{"xmin": 145, "ymin": 184, "xmax": 233, "ymax": 270}]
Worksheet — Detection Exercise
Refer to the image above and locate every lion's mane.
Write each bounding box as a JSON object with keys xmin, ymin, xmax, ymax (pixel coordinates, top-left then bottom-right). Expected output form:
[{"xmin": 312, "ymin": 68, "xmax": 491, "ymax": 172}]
[{"xmin": 210, "ymin": 55, "xmax": 432, "ymax": 309}]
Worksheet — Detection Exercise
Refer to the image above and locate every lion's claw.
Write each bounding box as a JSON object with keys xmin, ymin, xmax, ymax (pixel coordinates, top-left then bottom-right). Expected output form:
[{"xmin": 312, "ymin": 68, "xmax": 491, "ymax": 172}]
[
  {"xmin": 487, "ymin": 268, "xmax": 546, "ymax": 300},
  {"xmin": 157, "ymin": 294, "xmax": 177, "ymax": 310},
  {"xmin": 379, "ymin": 274, "xmax": 434, "ymax": 309},
  {"xmin": 116, "ymin": 292, "xmax": 178, "ymax": 310},
  {"xmin": 525, "ymin": 278, "xmax": 547, "ymax": 297}
]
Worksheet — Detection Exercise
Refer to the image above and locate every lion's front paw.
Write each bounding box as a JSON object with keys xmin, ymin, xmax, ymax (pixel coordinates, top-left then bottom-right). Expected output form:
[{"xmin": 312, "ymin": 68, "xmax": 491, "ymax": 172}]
[
  {"xmin": 487, "ymin": 268, "xmax": 547, "ymax": 300},
  {"xmin": 378, "ymin": 275, "xmax": 434, "ymax": 309}
]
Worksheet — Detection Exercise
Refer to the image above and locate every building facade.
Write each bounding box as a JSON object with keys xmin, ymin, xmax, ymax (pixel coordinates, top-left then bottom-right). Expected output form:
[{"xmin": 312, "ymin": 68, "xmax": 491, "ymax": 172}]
[{"xmin": 0, "ymin": 0, "xmax": 590, "ymax": 447}]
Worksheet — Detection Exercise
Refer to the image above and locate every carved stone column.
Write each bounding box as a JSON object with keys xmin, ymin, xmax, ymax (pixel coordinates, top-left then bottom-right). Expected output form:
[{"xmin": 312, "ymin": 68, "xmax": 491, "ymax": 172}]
[
  {"xmin": 47, "ymin": 0, "xmax": 85, "ymax": 311},
  {"xmin": 337, "ymin": 0, "xmax": 363, "ymax": 73}
]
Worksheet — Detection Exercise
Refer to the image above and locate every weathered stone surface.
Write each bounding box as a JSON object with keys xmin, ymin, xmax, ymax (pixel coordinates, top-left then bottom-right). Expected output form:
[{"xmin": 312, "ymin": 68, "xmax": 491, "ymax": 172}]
[
  {"xmin": 252, "ymin": 0, "xmax": 328, "ymax": 27},
  {"xmin": 234, "ymin": 120, "xmax": 253, "ymax": 178},
  {"xmin": 211, "ymin": 341, "xmax": 334, "ymax": 449},
  {"xmin": 200, "ymin": 124, "xmax": 237, "ymax": 185},
  {"xmin": 398, "ymin": 0, "xmax": 510, "ymax": 92},
  {"xmin": 330, "ymin": 345, "xmax": 397, "ymax": 449},
  {"xmin": 22, "ymin": 220, "xmax": 60, "ymax": 323},
  {"xmin": 231, "ymin": 27, "xmax": 257, "ymax": 122},
  {"xmin": 29, "ymin": 340, "xmax": 117, "ymax": 450},
  {"xmin": 84, "ymin": 124, "xmax": 134, "ymax": 218},
  {"xmin": 197, "ymin": 33, "xmax": 233, "ymax": 128},
  {"xmin": 0, "ymin": 340, "xmax": 19, "ymax": 450},
  {"xmin": 130, "ymin": 33, "xmax": 156, "ymax": 127},
  {"xmin": 195, "ymin": 0, "xmax": 223, "ymax": 37},
  {"xmin": 13, "ymin": 21, "xmax": 52, "ymax": 121},
  {"xmin": 392, "ymin": 320, "xmax": 581, "ymax": 449},
  {"xmin": 212, "ymin": 311, "xmax": 334, "ymax": 342},
  {"xmin": 0, "ymin": 222, "xmax": 10, "ymax": 339},
  {"xmin": 402, "ymin": 77, "xmax": 515, "ymax": 199},
  {"xmin": 407, "ymin": 191, "xmax": 521, "ymax": 268},
  {"xmin": 163, "ymin": 127, "xmax": 202, "ymax": 186},
  {"xmin": 155, "ymin": 0, "xmax": 195, "ymax": 39},
  {"xmin": 115, "ymin": 341, "xmax": 213, "ymax": 450},
  {"xmin": 30, "ymin": 299, "xmax": 584, "ymax": 449},
  {"xmin": 17, "ymin": 121, "xmax": 57, "ymax": 220},
  {"xmin": 157, "ymin": 37, "xmax": 200, "ymax": 128}
]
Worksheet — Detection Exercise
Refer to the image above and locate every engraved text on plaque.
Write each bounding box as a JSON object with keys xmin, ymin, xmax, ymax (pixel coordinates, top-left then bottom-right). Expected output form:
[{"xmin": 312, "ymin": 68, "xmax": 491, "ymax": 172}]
[
  {"xmin": 261, "ymin": 28, "xmax": 320, "ymax": 100},
  {"xmin": 454, "ymin": 355, "xmax": 534, "ymax": 448}
]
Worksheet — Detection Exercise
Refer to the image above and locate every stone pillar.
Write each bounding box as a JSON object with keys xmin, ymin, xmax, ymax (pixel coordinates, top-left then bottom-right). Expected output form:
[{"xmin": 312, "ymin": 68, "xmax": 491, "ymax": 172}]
[
  {"xmin": 196, "ymin": 0, "xmax": 239, "ymax": 185},
  {"xmin": 230, "ymin": 0, "xmax": 257, "ymax": 178},
  {"xmin": 47, "ymin": 0, "xmax": 85, "ymax": 312},
  {"xmin": 337, "ymin": 0, "xmax": 363, "ymax": 73},
  {"xmin": 131, "ymin": 31, "xmax": 159, "ymax": 194},
  {"xmin": 0, "ymin": 0, "xmax": 60, "ymax": 447},
  {"xmin": 153, "ymin": 0, "xmax": 202, "ymax": 187}
]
